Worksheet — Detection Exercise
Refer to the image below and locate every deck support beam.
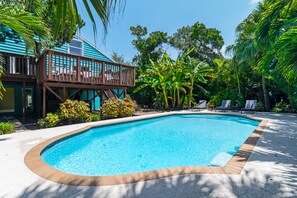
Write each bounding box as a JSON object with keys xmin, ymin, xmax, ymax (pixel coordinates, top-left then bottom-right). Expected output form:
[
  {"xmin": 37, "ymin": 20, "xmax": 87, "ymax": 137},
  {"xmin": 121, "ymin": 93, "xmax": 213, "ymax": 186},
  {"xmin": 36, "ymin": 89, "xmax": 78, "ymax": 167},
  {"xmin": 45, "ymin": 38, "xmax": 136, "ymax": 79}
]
[
  {"xmin": 119, "ymin": 89, "xmax": 124, "ymax": 98},
  {"xmin": 37, "ymin": 85, "xmax": 41, "ymax": 118},
  {"xmin": 22, "ymin": 81, "xmax": 26, "ymax": 121},
  {"xmin": 63, "ymin": 86, "xmax": 66, "ymax": 101},
  {"xmin": 110, "ymin": 89, "xmax": 119, "ymax": 98},
  {"xmin": 68, "ymin": 88, "xmax": 81, "ymax": 100},
  {"xmin": 43, "ymin": 85, "xmax": 46, "ymax": 118},
  {"xmin": 45, "ymin": 85, "xmax": 64, "ymax": 102}
]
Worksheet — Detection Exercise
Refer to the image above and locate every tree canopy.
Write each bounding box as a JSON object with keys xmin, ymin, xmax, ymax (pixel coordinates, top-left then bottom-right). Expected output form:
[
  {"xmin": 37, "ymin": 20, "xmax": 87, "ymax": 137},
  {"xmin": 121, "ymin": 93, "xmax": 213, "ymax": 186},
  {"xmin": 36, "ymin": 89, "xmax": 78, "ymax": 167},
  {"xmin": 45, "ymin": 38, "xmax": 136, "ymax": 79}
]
[{"xmin": 169, "ymin": 22, "xmax": 224, "ymax": 64}]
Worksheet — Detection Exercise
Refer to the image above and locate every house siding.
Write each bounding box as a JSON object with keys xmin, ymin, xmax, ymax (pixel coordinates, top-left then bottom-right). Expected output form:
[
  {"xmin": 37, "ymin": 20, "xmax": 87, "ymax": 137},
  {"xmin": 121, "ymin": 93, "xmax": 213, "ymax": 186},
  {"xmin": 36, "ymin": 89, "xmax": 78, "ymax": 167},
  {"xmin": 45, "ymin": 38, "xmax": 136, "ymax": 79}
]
[
  {"xmin": 0, "ymin": 36, "xmax": 113, "ymax": 63},
  {"xmin": 54, "ymin": 43, "xmax": 68, "ymax": 53},
  {"xmin": 83, "ymin": 42, "xmax": 112, "ymax": 62},
  {"xmin": 0, "ymin": 39, "xmax": 33, "ymax": 56}
]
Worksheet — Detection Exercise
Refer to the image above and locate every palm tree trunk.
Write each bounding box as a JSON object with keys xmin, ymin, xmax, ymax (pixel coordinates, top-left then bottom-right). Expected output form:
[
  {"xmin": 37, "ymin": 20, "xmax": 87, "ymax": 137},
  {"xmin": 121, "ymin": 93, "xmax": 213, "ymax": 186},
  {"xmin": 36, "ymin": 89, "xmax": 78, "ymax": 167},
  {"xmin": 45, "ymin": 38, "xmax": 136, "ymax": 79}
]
[
  {"xmin": 236, "ymin": 74, "xmax": 241, "ymax": 97},
  {"xmin": 262, "ymin": 75, "xmax": 270, "ymax": 111}
]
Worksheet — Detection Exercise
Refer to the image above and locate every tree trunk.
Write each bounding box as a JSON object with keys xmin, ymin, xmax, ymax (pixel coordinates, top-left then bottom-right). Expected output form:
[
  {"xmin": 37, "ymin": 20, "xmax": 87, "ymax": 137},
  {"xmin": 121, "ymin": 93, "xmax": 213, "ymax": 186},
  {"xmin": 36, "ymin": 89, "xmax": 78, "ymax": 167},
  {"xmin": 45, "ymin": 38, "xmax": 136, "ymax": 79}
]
[
  {"xmin": 177, "ymin": 89, "xmax": 181, "ymax": 108},
  {"xmin": 162, "ymin": 88, "xmax": 169, "ymax": 109},
  {"xmin": 188, "ymin": 79, "xmax": 194, "ymax": 108},
  {"xmin": 188, "ymin": 88, "xmax": 193, "ymax": 108},
  {"xmin": 288, "ymin": 95, "xmax": 294, "ymax": 107},
  {"xmin": 236, "ymin": 74, "xmax": 241, "ymax": 97},
  {"xmin": 173, "ymin": 88, "xmax": 176, "ymax": 108},
  {"xmin": 262, "ymin": 75, "xmax": 270, "ymax": 111}
]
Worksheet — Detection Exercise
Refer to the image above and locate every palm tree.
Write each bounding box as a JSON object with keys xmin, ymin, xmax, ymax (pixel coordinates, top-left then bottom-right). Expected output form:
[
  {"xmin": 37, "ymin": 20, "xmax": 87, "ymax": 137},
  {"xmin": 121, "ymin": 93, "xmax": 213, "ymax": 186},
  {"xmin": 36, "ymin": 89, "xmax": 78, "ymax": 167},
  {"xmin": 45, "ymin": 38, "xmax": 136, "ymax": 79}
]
[
  {"xmin": 0, "ymin": 5, "xmax": 50, "ymax": 54},
  {"xmin": 42, "ymin": 0, "xmax": 125, "ymax": 39},
  {"xmin": 256, "ymin": 0, "xmax": 297, "ymax": 106},
  {"xmin": 0, "ymin": 4, "xmax": 50, "ymax": 98},
  {"xmin": 2, "ymin": 0, "xmax": 125, "ymax": 42},
  {"xmin": 231, "ymin": 3, "xmax": 273, "ymax": 111},
  {"xmin": 255, "ymin": 0, "xmax": 297, "ymax": 107}
]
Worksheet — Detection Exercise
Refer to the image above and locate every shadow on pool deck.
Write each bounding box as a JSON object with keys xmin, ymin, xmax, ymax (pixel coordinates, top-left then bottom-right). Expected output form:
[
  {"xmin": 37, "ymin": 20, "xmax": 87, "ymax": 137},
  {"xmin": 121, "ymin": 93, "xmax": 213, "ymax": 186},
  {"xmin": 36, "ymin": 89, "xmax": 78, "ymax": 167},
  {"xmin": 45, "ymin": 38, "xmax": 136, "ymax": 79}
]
[{"xmin": 17, "ymin": 113, "xmax": 297, "ymax": 198}]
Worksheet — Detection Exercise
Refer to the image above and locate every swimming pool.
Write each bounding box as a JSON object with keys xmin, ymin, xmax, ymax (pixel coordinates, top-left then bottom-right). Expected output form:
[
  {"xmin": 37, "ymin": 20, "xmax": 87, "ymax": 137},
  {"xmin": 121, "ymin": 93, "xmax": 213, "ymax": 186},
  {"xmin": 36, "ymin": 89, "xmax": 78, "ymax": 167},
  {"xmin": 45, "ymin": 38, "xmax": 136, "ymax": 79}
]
[{"xmin": 40, "ymin": 114, "xmax": 260, "ymax": 176}]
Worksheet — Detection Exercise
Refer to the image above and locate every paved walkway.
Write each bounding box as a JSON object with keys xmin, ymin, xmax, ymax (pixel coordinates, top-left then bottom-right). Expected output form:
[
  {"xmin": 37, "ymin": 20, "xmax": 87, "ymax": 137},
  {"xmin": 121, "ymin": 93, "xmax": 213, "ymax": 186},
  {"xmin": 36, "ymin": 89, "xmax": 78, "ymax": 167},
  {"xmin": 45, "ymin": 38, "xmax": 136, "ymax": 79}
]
[
  {"xmin": 0, "ymin": 112, "xmax": 296, "ymax": 198},
  {"xmin": 3, "ymin": 116, "xmax": 28, "ymax": 132}
]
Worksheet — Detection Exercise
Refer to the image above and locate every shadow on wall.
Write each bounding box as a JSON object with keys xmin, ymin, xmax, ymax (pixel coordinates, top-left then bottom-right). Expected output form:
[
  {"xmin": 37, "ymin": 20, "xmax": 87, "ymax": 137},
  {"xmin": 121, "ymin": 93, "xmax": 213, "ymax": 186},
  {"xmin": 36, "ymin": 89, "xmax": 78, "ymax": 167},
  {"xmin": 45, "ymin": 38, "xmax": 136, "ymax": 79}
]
[{"xmin": 18, "ymin": 113, "xmax": 297, "ymax": 198}]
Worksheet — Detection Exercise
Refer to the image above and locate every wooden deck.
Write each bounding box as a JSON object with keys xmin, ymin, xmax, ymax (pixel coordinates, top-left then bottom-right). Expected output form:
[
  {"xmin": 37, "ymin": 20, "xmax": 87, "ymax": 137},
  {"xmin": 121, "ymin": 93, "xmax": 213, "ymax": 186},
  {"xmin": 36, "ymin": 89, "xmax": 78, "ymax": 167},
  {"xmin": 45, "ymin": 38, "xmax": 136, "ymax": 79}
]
[
  {"xmin": 2, "ymin": 50, "xmax": 135, "ymax": 87},
  {"xmin": 37, "ymin": 49, "xmax": 135, "ymax": 87},
  {"xmin": 1, "ymin": 50, "xmax": 136, "ymax": 119}
]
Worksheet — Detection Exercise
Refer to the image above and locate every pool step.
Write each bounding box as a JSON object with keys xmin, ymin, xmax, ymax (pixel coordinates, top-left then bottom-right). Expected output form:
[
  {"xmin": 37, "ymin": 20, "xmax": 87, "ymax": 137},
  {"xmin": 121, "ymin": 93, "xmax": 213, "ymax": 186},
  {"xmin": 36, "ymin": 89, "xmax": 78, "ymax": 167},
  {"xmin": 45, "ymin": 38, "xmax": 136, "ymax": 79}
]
[{"xmin": 210, "ymin": 152, "xmax": 233, "ymax": 166}]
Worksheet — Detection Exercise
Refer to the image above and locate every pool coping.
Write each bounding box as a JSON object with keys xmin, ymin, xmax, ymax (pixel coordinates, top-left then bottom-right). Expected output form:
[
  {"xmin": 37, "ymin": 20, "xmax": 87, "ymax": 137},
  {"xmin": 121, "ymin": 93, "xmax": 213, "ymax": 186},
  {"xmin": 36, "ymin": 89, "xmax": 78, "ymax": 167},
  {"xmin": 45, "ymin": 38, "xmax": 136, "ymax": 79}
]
[{"xmin": 24, "ymin": 112, "xmax": 268, "ymax": 186}]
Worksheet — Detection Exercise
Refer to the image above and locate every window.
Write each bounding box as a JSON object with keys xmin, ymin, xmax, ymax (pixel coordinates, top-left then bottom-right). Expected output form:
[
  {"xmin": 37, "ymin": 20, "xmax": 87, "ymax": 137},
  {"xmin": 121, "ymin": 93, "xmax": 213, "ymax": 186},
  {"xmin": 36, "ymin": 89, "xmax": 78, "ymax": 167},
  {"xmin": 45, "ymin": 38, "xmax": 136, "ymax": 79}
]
[
  {"xmin": 24, "ymin": 88, "xmax": 33, "ymax": 111},
  {"xmin": 70, "ymin": 40, "xmax": 82, "ymax": 48},
  {"xmin": 0, "ymin": 88, "xmax": 15, "ymax": 113},
  {"xmin": 69, "ymin": 39, "xmax": 83, "ymax": 56}
]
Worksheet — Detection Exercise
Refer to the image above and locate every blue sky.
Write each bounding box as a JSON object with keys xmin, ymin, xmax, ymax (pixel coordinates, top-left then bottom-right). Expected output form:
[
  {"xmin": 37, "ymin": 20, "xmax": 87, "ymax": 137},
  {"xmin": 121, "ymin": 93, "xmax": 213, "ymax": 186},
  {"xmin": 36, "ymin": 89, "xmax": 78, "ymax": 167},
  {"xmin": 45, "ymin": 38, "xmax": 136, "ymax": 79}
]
[{"xmin": 78, "ymin": 0, "xmax": 260, "ymax": 62}]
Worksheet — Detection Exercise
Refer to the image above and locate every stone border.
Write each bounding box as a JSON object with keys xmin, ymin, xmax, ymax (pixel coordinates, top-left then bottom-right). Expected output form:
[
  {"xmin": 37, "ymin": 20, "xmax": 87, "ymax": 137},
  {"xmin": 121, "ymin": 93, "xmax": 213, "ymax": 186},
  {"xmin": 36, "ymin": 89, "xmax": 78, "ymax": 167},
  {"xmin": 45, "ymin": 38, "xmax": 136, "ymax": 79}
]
[{"xmin": 24, "ymin": 112, "xmax": 268, "ymax": 186}]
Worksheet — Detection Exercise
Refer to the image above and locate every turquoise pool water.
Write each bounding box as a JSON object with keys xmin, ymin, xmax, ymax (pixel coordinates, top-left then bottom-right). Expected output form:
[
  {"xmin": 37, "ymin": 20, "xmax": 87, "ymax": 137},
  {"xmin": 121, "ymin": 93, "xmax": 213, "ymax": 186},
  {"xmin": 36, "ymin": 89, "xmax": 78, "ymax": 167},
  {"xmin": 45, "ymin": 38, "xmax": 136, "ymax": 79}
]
[{"xmin": 41, "ymin": 114, "xmax": 259, "ymax": 176}]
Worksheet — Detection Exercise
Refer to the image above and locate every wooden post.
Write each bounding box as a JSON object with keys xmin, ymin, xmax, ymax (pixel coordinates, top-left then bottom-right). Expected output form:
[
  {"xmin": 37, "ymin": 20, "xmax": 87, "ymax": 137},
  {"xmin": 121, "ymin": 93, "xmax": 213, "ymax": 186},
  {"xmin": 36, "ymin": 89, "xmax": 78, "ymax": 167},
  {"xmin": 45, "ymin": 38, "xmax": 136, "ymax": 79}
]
[
  {"xmin": 43, "ymin": 53, "xmax": 46, "ymax": 81},
  {"xmin": 77, "ymin": 57, "xmax": 81, "ymax": 82},
  {"xmin": 102, "ymin": 62, "xmax": 105, "ymax": 84},
  {"xmin": 133, "ymin": 67, "xmax": 136, "ymax": 86},
  {"xmin": 119, "ymin": 64, "xmax": 123, "ymax": 85},
  {"xmin": 37, "ymin": 85, "xmax": 41, "ymax": 118},
  {"xmin": 43, "ymin": 84, "xmax": 46, "ymax": 118},
  {"xmin": 99, "ymin": 90, "xmax": 103, "ymax": 107},
  {"xmin": 63, "ymin": 86, "xmax": 66, "ymax": 101},
  {"xmin": 22, "ymin": 81, "xmax": 26, "ymax": 121},
  {"xmin": 48, "ymin": 52, "xmax": 52, "ymax": 80},
  {"xmin": 124, "ymin": 87, "xmax": 127, "ymax": 97}
]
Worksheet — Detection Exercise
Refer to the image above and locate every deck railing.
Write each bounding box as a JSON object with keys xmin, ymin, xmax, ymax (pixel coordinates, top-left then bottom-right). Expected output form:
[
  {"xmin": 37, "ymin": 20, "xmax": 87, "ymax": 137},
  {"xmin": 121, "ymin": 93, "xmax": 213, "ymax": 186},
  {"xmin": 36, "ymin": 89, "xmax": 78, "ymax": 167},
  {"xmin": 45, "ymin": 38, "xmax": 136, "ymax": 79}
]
[
  {"xmin": 1, "ymin": 53, "xmax": 36, "ymax": 79},
  {"xmin": 37, "ymin": 49, "xmax": 135, "ymax": 87}
]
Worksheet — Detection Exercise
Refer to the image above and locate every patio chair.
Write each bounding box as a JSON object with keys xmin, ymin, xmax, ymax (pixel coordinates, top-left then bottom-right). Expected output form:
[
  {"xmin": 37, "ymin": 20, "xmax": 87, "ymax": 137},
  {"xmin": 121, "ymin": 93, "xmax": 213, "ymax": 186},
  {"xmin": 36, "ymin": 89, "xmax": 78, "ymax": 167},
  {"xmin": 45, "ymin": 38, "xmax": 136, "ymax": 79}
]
[
  {"xmin": 215, "ymin": 100, "xmax": 231, "ymax": 112},
  {"xmin": 192, "ymin": 100, "xmax": 207, "ymax": 111},
  {"xmin": 241, "ymin": 100, "xmax": 257, "ymax": 114}
]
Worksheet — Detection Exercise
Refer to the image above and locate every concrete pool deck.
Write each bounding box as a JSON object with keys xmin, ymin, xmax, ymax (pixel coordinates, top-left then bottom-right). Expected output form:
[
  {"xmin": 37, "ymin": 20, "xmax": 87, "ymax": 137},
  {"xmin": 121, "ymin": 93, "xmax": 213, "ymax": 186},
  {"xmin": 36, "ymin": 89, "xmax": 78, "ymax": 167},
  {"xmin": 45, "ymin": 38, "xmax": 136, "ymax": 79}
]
[{"xmin": 0, "ymin": 111, "xmax": 296, "ymax": 197}]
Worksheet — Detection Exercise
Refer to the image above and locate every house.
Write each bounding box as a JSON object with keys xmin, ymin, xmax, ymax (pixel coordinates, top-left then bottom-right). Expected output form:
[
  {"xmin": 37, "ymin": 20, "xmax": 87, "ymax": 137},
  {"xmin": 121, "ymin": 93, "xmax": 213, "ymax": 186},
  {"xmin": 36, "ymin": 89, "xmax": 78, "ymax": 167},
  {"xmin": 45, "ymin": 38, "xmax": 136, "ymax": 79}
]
[{"xmin": 0, "ymin": 35, "xmax": 135, "ymax": 120}]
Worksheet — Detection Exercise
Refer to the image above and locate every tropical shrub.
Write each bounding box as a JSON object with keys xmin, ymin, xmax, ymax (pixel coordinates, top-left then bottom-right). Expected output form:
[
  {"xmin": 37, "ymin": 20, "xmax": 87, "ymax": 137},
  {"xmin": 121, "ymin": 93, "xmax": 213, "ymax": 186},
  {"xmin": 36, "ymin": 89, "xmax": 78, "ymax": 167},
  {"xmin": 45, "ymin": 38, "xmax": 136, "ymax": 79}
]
[
  {"xmin": 208, "ymin": 91, "xmax": 239, "ymax": 107},
  {"xmin": 256, "ymin": 101, "xmax": 265, "ymax": 112},
  {"xmin": 101, "ymin": 98, "xmax": 120, "ymax": 119},
  {"xmin": 118, "ymin": 95, "xmax": 135, "ymax": 117},
  {"xmin": 90, "ymin": 113, "xmax": 100, "ymax": 121},
  {"xmin": 59, "ymin": 99, "xmax": 91, "ymax": 123},
  {"xmin": 101, "ymin": 95, "xmax": 136, "ymax": 119},
  {"xmin": 38, "ymin": 113, "xmax": 60, "ymax": 128},
  {"xmin": 272, "ymin": 101, "xmax": 295, "ymax": 113},
  {"xmin": 0, "ymin": 122, "xmax": 14, "ymax": 135}
]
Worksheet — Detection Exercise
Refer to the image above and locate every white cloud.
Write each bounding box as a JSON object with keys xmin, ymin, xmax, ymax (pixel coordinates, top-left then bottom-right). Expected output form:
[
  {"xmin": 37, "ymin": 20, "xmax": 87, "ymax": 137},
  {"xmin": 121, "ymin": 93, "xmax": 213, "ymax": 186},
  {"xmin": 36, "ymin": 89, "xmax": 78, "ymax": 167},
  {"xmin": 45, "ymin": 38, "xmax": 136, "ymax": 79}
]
[
  {"xmin": 221, "ymin": 45, "xmax": 232, "ymax": 59},
  {"xmin": 249, "ymin": 0, "xmax": 263, "ymax": 5}
]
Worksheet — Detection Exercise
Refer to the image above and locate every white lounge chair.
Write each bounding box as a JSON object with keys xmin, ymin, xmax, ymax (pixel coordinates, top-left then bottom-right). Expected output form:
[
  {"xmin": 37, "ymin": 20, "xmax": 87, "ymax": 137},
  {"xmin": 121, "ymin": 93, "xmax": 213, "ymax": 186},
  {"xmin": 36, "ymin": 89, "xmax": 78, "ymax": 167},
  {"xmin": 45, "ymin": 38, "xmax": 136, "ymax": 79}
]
[
  {"xmin": 241, "ymin": 100, "xmax": 257, "ymax": 114},
  {"xmin": 215, "ymin": 100, "xmax": 231, "ymax": 111},
  {"xmin": 192, "ymin": 100, "xmax": 207, "ymax": 111}
]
